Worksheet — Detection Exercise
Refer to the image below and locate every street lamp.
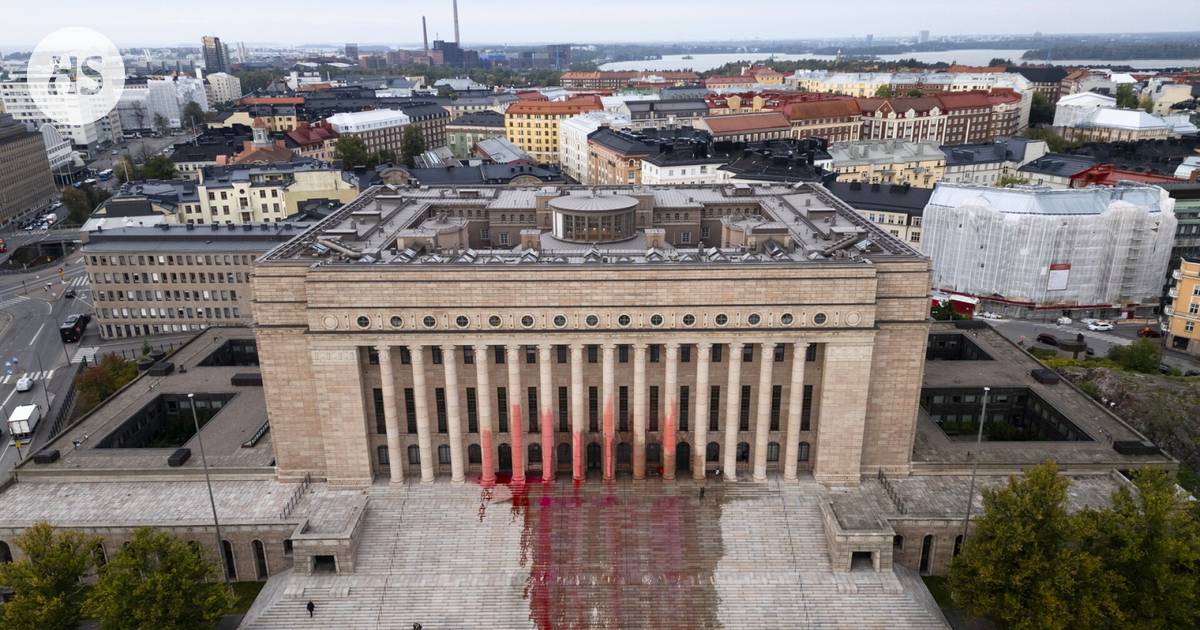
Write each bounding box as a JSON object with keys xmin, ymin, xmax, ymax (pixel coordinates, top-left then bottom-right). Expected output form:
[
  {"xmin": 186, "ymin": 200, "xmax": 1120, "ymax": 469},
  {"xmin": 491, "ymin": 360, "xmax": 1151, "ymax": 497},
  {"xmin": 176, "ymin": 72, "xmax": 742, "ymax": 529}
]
[
  {"xmin": 188, "ymin": 393, "xmax": 228, "ymax": 584},
  {"xmin": 961, "ymin": 386, "xmax": 990, "ymax": 543}
]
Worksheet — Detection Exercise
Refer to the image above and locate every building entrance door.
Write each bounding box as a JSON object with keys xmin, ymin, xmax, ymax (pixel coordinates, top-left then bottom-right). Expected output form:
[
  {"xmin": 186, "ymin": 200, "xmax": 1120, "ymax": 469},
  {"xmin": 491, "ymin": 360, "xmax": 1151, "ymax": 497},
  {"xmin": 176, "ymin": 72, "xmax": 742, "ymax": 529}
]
[
  {"xmin": 498, "ymin": 444, "xmax": 512, "ymax": 473},
  {"xmin": 586, "ymin": 443, "xmax": 602, "ymax": 470}
]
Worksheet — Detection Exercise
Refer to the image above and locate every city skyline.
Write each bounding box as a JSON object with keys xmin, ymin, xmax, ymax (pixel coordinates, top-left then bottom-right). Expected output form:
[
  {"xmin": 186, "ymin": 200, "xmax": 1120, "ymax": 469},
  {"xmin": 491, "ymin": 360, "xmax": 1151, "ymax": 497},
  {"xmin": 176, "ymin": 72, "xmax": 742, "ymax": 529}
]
[{"xmin": 5, "ymin": 0, "xmax": 1200, "ymax": 49}]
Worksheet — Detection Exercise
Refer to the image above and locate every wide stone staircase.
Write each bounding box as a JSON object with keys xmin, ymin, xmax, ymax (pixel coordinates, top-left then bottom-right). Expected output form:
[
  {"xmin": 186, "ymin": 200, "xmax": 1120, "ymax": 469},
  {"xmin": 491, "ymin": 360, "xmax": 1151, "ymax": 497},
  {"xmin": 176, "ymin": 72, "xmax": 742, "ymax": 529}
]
[{"xmin": 241, "ymin": 478, "xmax": 948, "ymax": 629}]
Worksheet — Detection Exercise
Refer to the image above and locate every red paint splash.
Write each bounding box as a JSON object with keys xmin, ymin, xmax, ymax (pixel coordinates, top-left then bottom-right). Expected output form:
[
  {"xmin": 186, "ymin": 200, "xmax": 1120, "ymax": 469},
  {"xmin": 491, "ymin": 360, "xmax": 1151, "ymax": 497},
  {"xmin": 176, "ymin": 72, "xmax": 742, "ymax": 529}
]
[
  {"xmin": 540, "ymin": 408, "xmax": 555, "ymax": 482},
  {"xmin": 572, "ymin": 432, "xmax": 583, "ymax": 481},
  {"xmin": 480, "ymin": 430, "xmax": 495, "ymax": 485},
  {"xmin": 663, "ymin": 402, "xmax": 677, "ymax": 480},
  {"xmin": 602, "ymin": 398, "xmax": 614, "ymax": 480},
  {"xmin": 511, "ymin": 402, "xmax": 525, "ymax": 483}
]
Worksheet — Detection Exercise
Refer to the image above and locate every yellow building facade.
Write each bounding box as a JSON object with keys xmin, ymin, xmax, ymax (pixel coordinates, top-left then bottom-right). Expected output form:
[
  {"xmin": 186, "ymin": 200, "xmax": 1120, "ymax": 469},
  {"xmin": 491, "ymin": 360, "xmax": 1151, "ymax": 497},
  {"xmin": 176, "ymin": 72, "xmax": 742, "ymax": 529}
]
[{"xmin": 1166, "ymin": 258, "xmax": 1200, "ymax": 357}]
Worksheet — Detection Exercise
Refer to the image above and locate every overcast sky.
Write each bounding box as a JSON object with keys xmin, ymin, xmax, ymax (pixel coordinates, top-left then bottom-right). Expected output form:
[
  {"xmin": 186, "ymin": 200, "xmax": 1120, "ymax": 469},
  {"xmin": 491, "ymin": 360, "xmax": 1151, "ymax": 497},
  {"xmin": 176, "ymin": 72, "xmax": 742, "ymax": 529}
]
[{"xmin": 8, "ymin": 0, "xmax": 1200, "ymax": 49}]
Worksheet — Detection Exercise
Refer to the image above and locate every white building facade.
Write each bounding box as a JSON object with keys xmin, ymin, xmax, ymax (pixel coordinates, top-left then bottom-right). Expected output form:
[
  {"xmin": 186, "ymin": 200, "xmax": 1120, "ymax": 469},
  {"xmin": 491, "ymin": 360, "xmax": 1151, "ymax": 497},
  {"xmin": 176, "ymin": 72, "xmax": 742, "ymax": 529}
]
[
  {"xmin": 0, "ymin": 80, "xmax": 122, "ymax": 150},
  {"xmin": 205, "ymin": 72, "xmax": 243, "ymax": 107},
  {"xmin": 559, "ymin": 111, "xmax": 630, "ymax": 185}
]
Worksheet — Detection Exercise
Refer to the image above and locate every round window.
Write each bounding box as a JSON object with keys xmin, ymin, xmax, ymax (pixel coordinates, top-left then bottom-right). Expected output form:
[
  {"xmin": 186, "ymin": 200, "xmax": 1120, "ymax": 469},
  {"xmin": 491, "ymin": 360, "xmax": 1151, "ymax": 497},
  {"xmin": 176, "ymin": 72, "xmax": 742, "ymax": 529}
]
[
  {"xmin": 780, "ymin": 313, "xmax": 794, "ymax": 326},
  {"xmin": 618, "ymin": 314, "xmax": 631, "ymax": 327},
  {"xmin": 585, "ymin": 314, "xmax": 600, "ymax": 327},
  {"xmin": 455, "ymin": 315, "xmax": 470, "ymax": 328},
  {"xmin": 747, "ymin": 313, "xmax": 761, "ymax": 326},
  {"xmin": 488, "ymin": 315, "xmax": 502, "ymax": 328},
  {"xmin": 389, "ymin": 315, "xmax": 404, "ymax": 328},
  {"xmin": 553, "ymin": 314, "xmax": 567, "ymax": 327},
  {"xmin": 715, "ymin": 314, "xmax": 728, "ymax": 326},
  {"xmin": 682, "ymin": 314, "xmax": 696, "ymax": 326},
  {"xmin": 521, "ymin": 315, "xmax": 536, "ymax": 328},
  {"xmin": 423, "ymin": 315, "xmax": 437, "ymax": 328},
  {"xmin": 650, "ymin": 314, "xmax": 664, "ymax": 327},
  {"xmin": 813, "ymin": 312, "xmax": 828, "ymax": 325},
  {"xmin": 356, "ymin": 315, "xmax": 371, "ymax": 329}
]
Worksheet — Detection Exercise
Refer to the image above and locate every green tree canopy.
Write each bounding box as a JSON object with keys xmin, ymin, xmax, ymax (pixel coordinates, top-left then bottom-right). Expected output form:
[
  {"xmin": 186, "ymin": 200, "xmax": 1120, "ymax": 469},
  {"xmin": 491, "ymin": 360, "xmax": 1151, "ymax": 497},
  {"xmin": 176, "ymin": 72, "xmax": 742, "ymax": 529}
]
[
  {"xmin": 1030, "ymin": 91, "xmax": 1056, "ymax": 126},
  {"xmin": 73, "ymin": 353, "xmax": 138, "ymax": 418},
  {"xmin": 335, "ymin": 135, "xmax": 371, "ymax": 168},
  {"xmin": 1106, "ymin": 338, "xmax": 1162, "ymax": 373},
  {"xmin": 0, "ymin": 522, "xmax": 102, "ymax": 630},
  {"xmin": 114, "ymin": 155, "xmax": 177, "ymax": 184},
  {"xmin": 181, "ymin": 101, "xmax": 206, "ymax": 130},
  {"xmin": 60, "ymin": 184, "xmax": 111, "ymax": 224},
  {"xmin": 1077, "ymin": 469, "xmax": 1200, "ymax": 629},
  {"xmin": 949, "ymin": 461, "xmax": 1121, "ymax": 630},
  {"xmin": 874, "ymin": 84, "xmax": 894, "ymax": 98},
  {"xmin": 401, "ymin": 126, "xmax": 427, "ymax": 167},
  {"xmin": 1139, "ymin": 94, "xmax": 1155, "ymax": 114},
  {"xmin": 234, "ymin": 69, "xmax": 276, "ymax": 94},
  {"xmin": 84, "ymin": 528, "xmax": 233, "ymax": 630},
  {"xmin": 1115, "ymin": 83, "xmax": 1139, "ymax": 109}
]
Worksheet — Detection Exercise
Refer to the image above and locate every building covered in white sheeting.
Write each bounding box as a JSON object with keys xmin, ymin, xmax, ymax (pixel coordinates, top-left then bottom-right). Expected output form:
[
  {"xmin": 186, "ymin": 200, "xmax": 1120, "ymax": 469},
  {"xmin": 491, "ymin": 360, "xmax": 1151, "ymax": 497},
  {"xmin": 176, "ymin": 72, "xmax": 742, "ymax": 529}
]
[{"xmin": 922, "ymin": 183, "xmax": 1177, "ymax": 317}]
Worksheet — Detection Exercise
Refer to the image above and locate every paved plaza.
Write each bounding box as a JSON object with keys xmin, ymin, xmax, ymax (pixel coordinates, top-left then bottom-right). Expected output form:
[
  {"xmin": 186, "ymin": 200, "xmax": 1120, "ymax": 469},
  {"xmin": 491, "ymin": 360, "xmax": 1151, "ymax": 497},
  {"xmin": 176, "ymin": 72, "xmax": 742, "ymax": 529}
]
[{"xmin": 241, "ymin": 477, "xmax": 948, "ymax": 629}]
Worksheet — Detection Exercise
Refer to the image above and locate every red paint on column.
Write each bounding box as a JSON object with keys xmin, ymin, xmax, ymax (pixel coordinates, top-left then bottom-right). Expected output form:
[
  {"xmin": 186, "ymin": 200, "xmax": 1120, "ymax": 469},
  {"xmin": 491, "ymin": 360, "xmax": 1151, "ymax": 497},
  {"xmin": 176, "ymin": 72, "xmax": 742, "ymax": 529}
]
[
  {"xmin": 602, "ymin": 399, "xmax": 614, "ymax": 479},
  {"xmin": 540, "ymin": 408, "xmax": 554, "ymax": 483},
  {"xmin": 511, "ymin": 403, "xmax": 525, "ymax": 483},
  {"xmin": 663, "ymin": 403, "xmax": 677, "ymax": 479},
  {"xmin": 572, "ymin": 432, "xmax": 583, "ymax": 481},
  {"xmin": 481, "ymin": 430, "xmax": 495, "ymax": 485}
]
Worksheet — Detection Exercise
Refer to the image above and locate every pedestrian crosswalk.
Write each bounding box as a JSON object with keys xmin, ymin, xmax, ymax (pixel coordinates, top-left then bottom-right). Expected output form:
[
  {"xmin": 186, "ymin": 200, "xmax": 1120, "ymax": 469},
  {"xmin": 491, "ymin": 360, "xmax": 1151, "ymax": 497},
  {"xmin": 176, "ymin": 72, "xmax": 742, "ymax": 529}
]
[
  {"xmin": 1, "ymin": 369, "xmax": 55, "ymax": 385},
  {"xmin": 73, "ymin": 346, "xmax": 99, "ymax": 365},
  {"xmin": 65, "ymin": 276, "xmax": 89, "ymax": 289},
  {"xmin": 0, "ymin": 295, "xmax": 30, "ymax": 310}
]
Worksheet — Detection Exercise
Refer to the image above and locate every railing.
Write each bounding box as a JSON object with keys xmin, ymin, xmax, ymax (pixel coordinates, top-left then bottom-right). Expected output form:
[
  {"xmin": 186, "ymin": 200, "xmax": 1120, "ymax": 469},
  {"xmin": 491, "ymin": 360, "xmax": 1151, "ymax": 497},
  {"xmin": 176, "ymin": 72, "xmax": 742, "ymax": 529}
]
[
  {"xmin": 279, "ymin": 473, "xmax": 312, "ymax": 520},
  {"xmin": 241, "ymin": 421, "xmax": 271, "ymax": 448},
  {"xmin": 876, "ymin": 468, "xmax": 907, "ymax": 515},
  {"xmin": 46, "ymin": 361, "xmax": 86, "ymax": 440}
]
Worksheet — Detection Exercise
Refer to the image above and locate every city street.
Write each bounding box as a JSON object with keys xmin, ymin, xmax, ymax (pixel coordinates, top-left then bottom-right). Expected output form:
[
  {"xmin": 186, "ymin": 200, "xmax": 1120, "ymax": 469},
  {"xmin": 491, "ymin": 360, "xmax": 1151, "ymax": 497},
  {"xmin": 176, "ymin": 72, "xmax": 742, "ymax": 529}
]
[
  {"xmin": 988, "ymin": 317, "xmax": 1200, "ymax": 371},
  {"xmin": 88, "ymin": 130, "xmax": 196, "ymax": 184}
]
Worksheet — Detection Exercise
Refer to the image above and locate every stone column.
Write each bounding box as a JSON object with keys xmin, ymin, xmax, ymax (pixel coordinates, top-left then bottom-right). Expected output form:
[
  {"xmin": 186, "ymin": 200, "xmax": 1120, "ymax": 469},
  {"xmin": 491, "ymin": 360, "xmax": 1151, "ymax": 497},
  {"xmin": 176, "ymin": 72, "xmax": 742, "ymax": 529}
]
[
  {"xmin": 783, "ymin": 341, "xmax": 809, "ymax": 481},
  {"xmin": 692, "ymin": 342, "xmax": 712, "ymax": 480},
  {"xmin": 632, "ymin": 342, "xmax": 648, "ymax": 480},
  {"xmin": 723, "ymin": 341, "xmax": 744, "ymax": 481},
  {"xmin": 538, "ymin": 344, "xmax": 555, "ymax": 482},
  {"xmin": 753, "ymin": 341, "xmax": 777, "ymax": 482},
  {"xmin": 663, "ymin": 342, "xmax": 680, "ymax": 480},
  {"xmin": 814, "ymin": 340, "xmax": 875, "ymax": 486},
  {"xmin": 570, "ymin": 343, "xmax": 585, "ymax": 481},
  {"xmin": 411, "ymin": 345, "xmax": 435, "ymax": 482},
  {"xmin": 601, "ymin": 343, "xmax": 616, "ymax": 481},
  {"xmin": 376, "ymin": 345, "xmax": 404, "ymax": 483},
  {"xmin": 441, "ymin": 345, "xmax": 465, "ymax": 483},
  {"xmin": 506, "ymin": 344, "xmax": 526, "ymax": 484},
  {"xmin": 473, "ymin": 344, "xmax": 495, "ymax": 484}
]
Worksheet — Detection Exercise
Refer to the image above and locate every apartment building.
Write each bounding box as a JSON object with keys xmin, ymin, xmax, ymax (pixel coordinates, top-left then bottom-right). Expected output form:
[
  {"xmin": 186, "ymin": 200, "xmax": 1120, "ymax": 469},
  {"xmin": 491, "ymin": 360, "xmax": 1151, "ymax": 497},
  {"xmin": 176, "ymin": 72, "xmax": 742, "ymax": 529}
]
[
  {"xmin": 1166, "ymin": 258, "xmax": 1200, "ymax": 357},
  {"xmin": 559, "ymin": 111, "xmax": 631, "ymax": 184},
  {"xmin": 559, "ymin": 71, "xmax": 699, "ymax": 89},
  {"xmin": 446, "ymin": 111, "xmax": 506, "ymax": 159},
  {"xmin": 940, "ymin": 137, "xmax": 1047, "ymax": 186},
  {"xmin": 827, "ymin": 141, "xmax": 946, "ymax": 187},
  {"xmin": 205, "ymin": 72, "xmax": 243, "ymax": 107},
  {"xmin": 779, "ymin": 100, "xmax": 863, "ymax": 143},
  {"xmin": 82, "ymin": 222, "xmax": 309, "ymax": 339},
  {"xmin": 694, "ymin": 112, "xmax": 792, "ymax": 142},
  {"xmin": 327, "ymin": 109, "xmax": 412, "ymax": 156},
  {"xmin": 505, "ymin": 96, "xmax": 603, "ymax": 164},
  {"xmin": 857, "ymin": 97, "xmax": 948, "ymax": 144},
  {"xmin": 0, "ymin": 113, "xmax": 56, "ymax": 226},
  {"xmin": 0, "ymin": 79, "xmax": 122, "ymax": 151},
  {"xmin": 586, "ymin": 127, "xmax": 711, "ymax": 186}
]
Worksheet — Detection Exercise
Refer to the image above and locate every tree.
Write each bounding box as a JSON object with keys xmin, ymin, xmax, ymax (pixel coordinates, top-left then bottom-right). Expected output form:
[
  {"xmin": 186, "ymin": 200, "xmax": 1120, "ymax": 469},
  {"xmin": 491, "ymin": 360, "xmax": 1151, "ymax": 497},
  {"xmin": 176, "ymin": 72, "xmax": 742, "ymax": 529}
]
[
  {"xmin": 334, "ymin": 135, "xmax": 371, "ymax": 169},
  {"xmin": 906, "ymin": 89, "xmax": 924, "ymax": 97},
  {"xmin": 1024, "ymin": 127, "xmax": 1076, "ymax": 153},
  {"xmin": 181, "ymin": 101, "xmax": 205, "ymax": 131},
  {"xmin": 989, "ymin": 57, "xmax": 1015, "ymax": 67},
  {"xmin": 401, "ymin": 126, "xmax": 427, "ymax": 167},
  {"xmin": 73, "ymin": 353, "xmax": 138, "ymax": 417},
  {"xmin": 0, "ymin": 522, "xmax": 102, "ymax": 630},
  {"xmin": 84, "ymin": 528, "xmax": 233, "ymax": 630},
  {"xmin": 1106, "ymin": 338, "xmax": 1162, "ymax": 374},
  {"xmin": 1116, "ymin": 84, "xmax": 1139, "ymax": 109},
  {"xmin": 59, "ymin": 184, "xmax": 110, "ymax": 224},
  {"xmin": 139, "ymin": 155, "xmax": 177, "ymax": 180},
  {"xmin": 1030, "ymin": 91, "xmax": 1055, "ymax": 126},
  {"xmin": 949, "ymin": 461, "xmax": 1121, "ymax": 630},
  {"xmin": 997, "ymin": 175, "xmax": 1031, "ymax": 187},
  {"xmin": 152, "ymin": 113, "xmax": 168, "ymax": 135},
  {"xmin": 874, "ymin": 84, "xmax": 894, "ymax": 98},
  {"xmin": 234, "ymin": 69, "xmax": 276, "ymax": 94},
  {"xmin": 131, "ymin": 100, "xmax": 147, "ymax": 131},
  {"xmin": 1139, "ymin": 94, "xmax": 1155, "ymax": 114},
  {"xmin": 1077, "ymin": 469, "xmax": 1200, "ymax": 629}
]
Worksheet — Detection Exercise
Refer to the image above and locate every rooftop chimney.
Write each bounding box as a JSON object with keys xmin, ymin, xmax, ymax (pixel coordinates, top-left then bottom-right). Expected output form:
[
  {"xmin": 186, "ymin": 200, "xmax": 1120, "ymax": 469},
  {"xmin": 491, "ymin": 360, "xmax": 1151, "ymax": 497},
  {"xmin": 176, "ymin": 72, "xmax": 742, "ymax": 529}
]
[
  {"xmin": 422, "ymin": 16, "xmax": 429, "ymax": 54},
  {"xmin": 453, "ymin": 0, "xmax": 461, "ymax": 44}
]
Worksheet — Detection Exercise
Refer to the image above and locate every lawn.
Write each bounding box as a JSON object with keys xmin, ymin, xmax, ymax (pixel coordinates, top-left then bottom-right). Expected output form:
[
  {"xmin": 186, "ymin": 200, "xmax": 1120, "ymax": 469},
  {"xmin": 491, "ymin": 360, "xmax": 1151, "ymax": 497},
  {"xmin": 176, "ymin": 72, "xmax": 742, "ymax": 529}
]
[
  {"xmin": 227, "ymin": 581, "xmax": 266, "ymax": 614},
  {"xmin": 922, "ymin": 575, "xmax": 954, "ymax": 608}
]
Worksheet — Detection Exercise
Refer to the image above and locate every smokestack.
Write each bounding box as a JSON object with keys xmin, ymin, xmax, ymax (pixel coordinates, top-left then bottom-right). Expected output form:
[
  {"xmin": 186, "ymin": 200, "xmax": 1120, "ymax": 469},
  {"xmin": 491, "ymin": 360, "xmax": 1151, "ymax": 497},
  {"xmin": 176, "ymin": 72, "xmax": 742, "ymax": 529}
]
[
  {"xmin": 422, "ymin": 16, "xmax": 429, "ymax": 54},
  {"xmin": 453, "ymin": 0, "xmax": 460, "ymax": 44}
]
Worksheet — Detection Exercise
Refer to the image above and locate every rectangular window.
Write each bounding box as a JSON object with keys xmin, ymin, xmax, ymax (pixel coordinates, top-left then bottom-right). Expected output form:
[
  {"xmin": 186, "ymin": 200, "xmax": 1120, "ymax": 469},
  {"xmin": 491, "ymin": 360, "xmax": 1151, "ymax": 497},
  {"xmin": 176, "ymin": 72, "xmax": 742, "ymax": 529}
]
[
  {"xmin": 435, "ymin": 388, "xmax": 447, "ymax": 433},
  {"xmin": 399, "ymin": 347, "xmax": 411, "ymax": 365},
  {"xmin": 404, "ymin": 388, "xmax": 417, "ymax": 433},
  {"xmin": 618, "ymin": 386, "xmax": 629, "ymax": 432},
  {"xmin": 525, "ymin": 346, "xmax": 537, "ymax": 364},
  {"xmin": 649, "ymin": 386, "xmax": 660, "ymax": 432},
  {"xmin": 367, "ymin": 347, "xmax": 379, "ymax": 365},
  {"xmin": 556, "ymin": 345, "xmax": 568, "ymax": 364},
  {"xmin": 373, "ymin": 388, "xmax": 386, "ymax": 434},
  {"xmin": 618, "ymin": 345, "xmax": 629, "ymax": 363},
  {"xmin": 494, "ymin": 346, "xmax": 505, "ymax": 364},
  {"xmin": 770, "ymin": 385, "xmax": 782, "ymax": 431},
  {"xmin": 806, "ymin": 345, "xmax": 818, "ymax": 362},
  {"xmin": 527, "ymin": 387, "xmax": 539, "ymax": 432},
  {"xmin": 679, "ymin": 386, "xmax": 690, "ymax": 432},
  {"xmin": 742, "ymin": 345, "xmax": 754, "ymax": 363},
  {"xmin": 801, "ymin": 385, "xmax": 814, "ymax": 431},
  {"xmin": 497, "ymin": 387, "xmax": 509, "ymax": 433},
  {"xmin": 712, "ymin": 344, "xmax": 723, "ymax": 363},
  {"xmin": 739, "ymin": 385, "xmax": 752, "ymax": 431},
  {"xmin": 558, "ymin": 386, "xmax": 569, "ymax": 432},
  {"xmin": 774, "ymin": 345, "xmax": 785, "ymax": 362},
  {"xmin": 466, "ymin": 388, "xmax": 478, "ymax": 433},
  {"xmin": 649, "ymin": 345, "xmax": 660, "ymax": 363},
  {"xmin": 431, "ymin": 347, "xmax": 443, "ymax": 365},
  {"xmin": 589, "ymin": 386, "xmax": 599, "ymax": 432},
  {"xmin": 463, "ymin": 346, "xmax": 475, "ymax": 365},
  {"xmin": 709, "ymin": 386, "xmax": 721, "ymax": 431},
  {"xmin": 587, "ymin": 345, "xmax": 598, "ymax": 364},
  {"xmin": 681, "ymin": 345, "xmax": 691, "ymax": 363}
]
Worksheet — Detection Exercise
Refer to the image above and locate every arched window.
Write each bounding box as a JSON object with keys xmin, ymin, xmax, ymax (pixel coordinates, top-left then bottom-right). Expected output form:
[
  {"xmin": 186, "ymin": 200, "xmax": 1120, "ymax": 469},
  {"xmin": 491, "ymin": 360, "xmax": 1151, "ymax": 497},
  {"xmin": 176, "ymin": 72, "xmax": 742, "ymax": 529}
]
[
  {"xmin": 527, "ymin": 443, "xmax": 541, "ymax": 468},
  {"xmin": 93, "ymin": 543, "xmax": 107, "ymax": 567},
  {"xmin": 438, "ymin": 444, "xmax": 451, "ymax": 465},
  {"xmin": 919, "ymin": 535, "xmax": 934, "ymax": 575},
  {"xmin": 407, "ymin": 445, "xmax": 421, "ymax": 466},
  {"xmin": 736, "ymin": 442, "xmax": 750, "ymax": 462},
  {"xmin": 468, "ymin": 443, "xmax": 482, "ymax": 464},
  {"xmin": 617, "ymin": 442, "xmax": 631, "ymax": 464},
  {"xmin": 0, "ymin": 540, "xmax": 11, "ymax": 564},
  {"xmin": 252, "ymin": 539, "xmax": 269, "ymax": 580},
  {"xmin": 220, "ymin": 540, "xmax": 237, "ymax": 581},
  {"xmin": 556, "ymin": 443, "xmax": 571, "ymax": 468},
  {"xmin": 766, "ymin": 442, "xmax": 780, "ymax": 462},
  {"xmin": 706, "ymin": 442, "xmax": 720, "ymax": 462},
  {"xmin": 647, "ymin": 443, "xmax": 661, "ymax": 464},
  {"xmin": 953, "ymin": 535, "xmax": 963, "ymax": 558},
  {"xmin": 377, "ymin": 445, "xmax": 389, "ymax": 466},
  {"xmin": 798, "ymin": 441, "xmax": 810, "ymax": 462}
]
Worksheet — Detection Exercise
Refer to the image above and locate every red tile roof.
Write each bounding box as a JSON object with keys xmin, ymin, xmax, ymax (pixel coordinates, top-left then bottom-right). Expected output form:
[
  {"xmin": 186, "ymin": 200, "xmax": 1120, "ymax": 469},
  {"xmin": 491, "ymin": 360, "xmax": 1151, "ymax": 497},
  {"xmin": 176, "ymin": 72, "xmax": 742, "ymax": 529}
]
[
  {"xmin": 780, "ymin": 99, "xmax": 862, "ymax": 121},
  {"xmin": 505, "ymin": 96, "xmax": 603, "ymax": 116},
  {"xmin": 1069, "ymin": 164, "xmax": 1179, "ymax": 187},
  {"xmin": 700, "ymin": 111, "xmax": 791, "ymax": 135}
]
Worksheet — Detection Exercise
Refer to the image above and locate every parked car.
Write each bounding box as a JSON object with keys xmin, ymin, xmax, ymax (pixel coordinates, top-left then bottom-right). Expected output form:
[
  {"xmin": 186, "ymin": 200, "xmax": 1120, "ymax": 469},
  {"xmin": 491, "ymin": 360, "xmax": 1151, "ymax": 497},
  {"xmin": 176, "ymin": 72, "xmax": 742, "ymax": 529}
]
[
  {"xmin": 15, "ymin": 376, "xmax": 33, "ymax": 392},
  {"xmin": 1036, "ymin": 333, "xmax": 1060, "ymax": 346},
  {"xmin": 1185, "ymin": 370, "xmax": 1200, "ymax": 377},
  {"xmin": 1138, "ymin": 327, "xmax": 1163, "ymax": 338},
  {"xmin": 1056, "ymin": 316, "xmax": 1073, "ymax": 326},
  {"xmin": 1087, "ymin": 321, "xmax": 1115, "ymax": 332},
  {"xmin": 64, "ymin": 289, "xmax": 76, "ymax": 299},
  {"xmin": 1159, "ymin": 364, "xmax": 1174, "ymax": 375}
]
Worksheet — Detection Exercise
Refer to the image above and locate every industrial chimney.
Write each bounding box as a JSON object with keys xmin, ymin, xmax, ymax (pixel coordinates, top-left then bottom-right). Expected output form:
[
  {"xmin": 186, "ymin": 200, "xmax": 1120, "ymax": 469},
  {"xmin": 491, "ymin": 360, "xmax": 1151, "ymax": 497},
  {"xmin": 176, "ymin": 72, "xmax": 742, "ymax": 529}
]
[
  {"xmin": 453, "ymin": 0, "xmax": 461, "ymax": 44},
  {"xmin": 422, "ymin": 16, "xmax": 429, "ymax": 54}
]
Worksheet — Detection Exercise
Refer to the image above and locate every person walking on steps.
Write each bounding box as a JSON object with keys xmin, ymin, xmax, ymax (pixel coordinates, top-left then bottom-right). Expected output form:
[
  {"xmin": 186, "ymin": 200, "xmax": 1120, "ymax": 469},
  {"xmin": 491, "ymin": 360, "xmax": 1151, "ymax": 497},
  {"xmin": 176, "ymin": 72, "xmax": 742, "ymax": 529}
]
[{"xmin": 307, "ymin": 600, "xmax": 315, "ymax": 617}]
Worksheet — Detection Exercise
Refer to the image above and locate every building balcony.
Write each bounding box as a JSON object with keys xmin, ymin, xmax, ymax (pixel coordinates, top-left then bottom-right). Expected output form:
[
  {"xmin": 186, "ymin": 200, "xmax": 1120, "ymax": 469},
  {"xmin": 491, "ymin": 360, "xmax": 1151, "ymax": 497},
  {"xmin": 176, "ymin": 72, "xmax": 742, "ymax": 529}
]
[
  {"xmin": 1169, "ymin": 287, "xmax": 1179, "ymax": 299},
  {"xmin": 1165, "ymin": 305, "xmax": 1173, "ymax": 316},
  {"xmin": 1173, "ymin": 269, "xmax": 1182, "ymax": 281}
]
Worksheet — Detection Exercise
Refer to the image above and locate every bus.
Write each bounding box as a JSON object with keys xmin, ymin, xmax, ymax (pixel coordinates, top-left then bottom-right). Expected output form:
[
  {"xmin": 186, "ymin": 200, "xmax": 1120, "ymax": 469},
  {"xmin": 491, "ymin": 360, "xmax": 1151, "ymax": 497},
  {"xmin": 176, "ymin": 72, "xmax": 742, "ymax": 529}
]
[
  {"xmin": 59, "ymin": 314, "xmax": 89, "ymax": 343},
  {"xmin": 98, "ymin": 169, "xmax": 113, "ymax": 181}
]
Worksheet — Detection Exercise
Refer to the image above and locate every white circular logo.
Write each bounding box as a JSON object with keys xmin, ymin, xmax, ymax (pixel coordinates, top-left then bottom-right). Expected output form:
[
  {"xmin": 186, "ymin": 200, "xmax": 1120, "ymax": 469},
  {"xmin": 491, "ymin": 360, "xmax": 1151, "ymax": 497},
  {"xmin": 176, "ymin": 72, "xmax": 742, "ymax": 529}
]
[{"xmin": 27, "ymin": 27, "xmax": 125, "ymax": 127}]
